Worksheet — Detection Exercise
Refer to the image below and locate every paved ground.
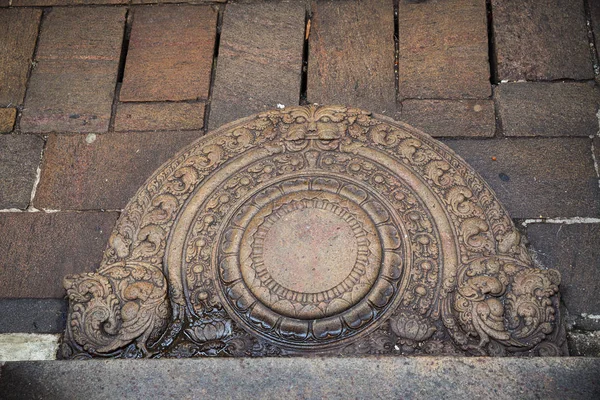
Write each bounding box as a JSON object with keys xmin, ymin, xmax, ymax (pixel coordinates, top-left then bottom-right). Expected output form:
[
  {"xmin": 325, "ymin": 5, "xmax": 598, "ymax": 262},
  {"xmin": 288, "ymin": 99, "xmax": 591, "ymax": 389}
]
[{"xmin": 0, "ymin": 0, "xmax": 599, "ymax": 356}]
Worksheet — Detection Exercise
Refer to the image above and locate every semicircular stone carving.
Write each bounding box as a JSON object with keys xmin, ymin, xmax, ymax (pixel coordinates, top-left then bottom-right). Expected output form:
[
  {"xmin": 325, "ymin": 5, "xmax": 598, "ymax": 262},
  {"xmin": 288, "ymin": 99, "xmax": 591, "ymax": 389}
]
[{"xmin": 60, "ymin": 105, "xmax": 565, "ymax": 359}]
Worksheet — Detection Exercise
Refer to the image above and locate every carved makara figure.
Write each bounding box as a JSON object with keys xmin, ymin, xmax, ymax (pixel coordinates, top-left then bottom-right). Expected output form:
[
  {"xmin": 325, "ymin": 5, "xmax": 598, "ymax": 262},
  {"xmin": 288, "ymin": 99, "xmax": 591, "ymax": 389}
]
[{"xmin": 60, "ymin": 105, "xmax": 564, "ymax": 359}]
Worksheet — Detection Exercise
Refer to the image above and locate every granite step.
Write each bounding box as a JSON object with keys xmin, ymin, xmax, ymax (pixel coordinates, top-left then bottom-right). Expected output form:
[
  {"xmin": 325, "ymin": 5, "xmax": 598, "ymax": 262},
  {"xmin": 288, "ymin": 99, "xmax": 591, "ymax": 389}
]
[{"xmin": 1, "ymin": 357, "xmax": 599, "ymax": 399}]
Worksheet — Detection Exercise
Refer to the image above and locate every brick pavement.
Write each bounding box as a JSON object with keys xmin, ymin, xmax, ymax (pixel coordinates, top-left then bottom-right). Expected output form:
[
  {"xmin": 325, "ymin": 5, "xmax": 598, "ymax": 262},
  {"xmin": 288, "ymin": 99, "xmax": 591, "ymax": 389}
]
[{"xmin": 0, "ymin": 0, "xmax": 598, "ymax": 356}]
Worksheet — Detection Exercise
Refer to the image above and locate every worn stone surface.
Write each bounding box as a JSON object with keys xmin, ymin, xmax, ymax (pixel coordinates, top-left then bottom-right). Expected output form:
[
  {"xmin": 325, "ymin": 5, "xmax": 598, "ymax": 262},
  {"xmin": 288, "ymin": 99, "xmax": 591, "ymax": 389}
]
[
  {"xmin": 568, "ymin": 331, "xmax": 600, "ymax": 357},
  {"xmin": 0, "ymin": 8, "xmax": 41, "ymax": 107},
  {"xmin": 398, "ymin": 0, "xmax": 490, "ymax": 99},
  {"xmin": 60, "ymin": 106, "xmax": 563, "ymax": 360},
  {"xmin": 0, "ymin": 334, "xmax": 59, "ymax": 362},
  {"xmin": 2, "ymin": 358, "xmax": 600, "ymax": 399},
  {"xmin": 34, "ymin": 131, "xmax": 200, "ymax": 210},
  {"xmin": 0, "ymin": 108, "xmax": 16, "ymax": 133},
  {"xmin": 0, "ymin": 299, "xmax": 66, "ymax": 334},
  {"xmin": 491, "ymin": 0, "xmax": 593, "ymax": 81},
  {"xmin": 400, "ymin": 99, "xmax": 495, "ymax": 137},
  {"xmin": 308, "ymin": 0, "xmax": 396, "ymax": 114},
  {"xmin": 120, "ymin": 5, "xmax": 217, "ymax": 102},
  {"xmin": 527, "ymin": 223, "xmax": 600, "ymax": 331},
  {"xmin": 208, "ymin": 2, "xmax": 304, "ymax": 130},
  {"xmin": 495, "ymin": 82, "xmax": 600, "ymax": 137},
  {"xmin": 20, "ymin": 7, "xmax": 125, "ymax": 133},
  {"xmin": 444, "ymin": 138, "xmax": 600, "ymax": 219},
  {"xmin": 0, "ymin": 211, "xmax": 118, "ymax": 298},
  {"xmin": 115, "ymin": 102, "xmax": 205, "ymax": 131},
  {"xmin": 0, "ymin": 134, "xmax": 44, "ymax": 209}
]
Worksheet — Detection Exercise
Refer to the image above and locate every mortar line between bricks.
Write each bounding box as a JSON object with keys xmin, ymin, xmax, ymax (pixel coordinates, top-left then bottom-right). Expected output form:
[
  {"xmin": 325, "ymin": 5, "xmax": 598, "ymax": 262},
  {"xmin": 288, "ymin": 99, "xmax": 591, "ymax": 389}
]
[
  {"xmin": 14, "ymin": 6, "xmax": 46, "ymax": 133},
  {"xmin": 591, "ymin": 139, "xmax": 600, "ymax": 188},
  {"xmin": 109, "ymin": 8, "xmax": 131, "ymax": 133},
  {"xmin": 485, "ymin": 0, "xmax": 498, "ymax": 84},
  {"xmin": 203, "ymin": 3, "xmax": 225, "ymax": 134},
  {"xmin": 584, "ymin": 0, "xmax": 600, "ymax": 77},
  {"xmin": 393, "ymin": 0, "xmax": 399, "ymax": 106},
  {"xmin": 498, "ymin": 78, "xmax": 598, "ymax": 84},
  {"xmin": 0, "ymin": 208, "xmax": 124, "ymax": 213},
  {"xmin": 519, "ymin": 217, "xmax": 600, "ymax": 227},
  {"xmin": 299, "ymin": 3, "xmax": 310, "ymax": 106},
  {"xmin": 24, "ymin": 134, "xmax": 46, "ymax": 212}
]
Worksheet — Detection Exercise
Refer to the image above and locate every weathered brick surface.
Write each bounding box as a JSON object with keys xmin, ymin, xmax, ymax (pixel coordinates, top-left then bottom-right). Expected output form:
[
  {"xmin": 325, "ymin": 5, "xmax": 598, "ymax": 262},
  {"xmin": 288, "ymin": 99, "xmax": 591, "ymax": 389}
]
[
  {"xmin": 20, "ymin": 7, "xmax": 125, "ymax": 133},
  {"xmin": 0, "ymin": 8, "xmax": 41, "ymax": 107},
  {"xmin": 400, "ymin": 99, "xmax": 495, "ymax": 137},
  {"xmin": 495, "ymin": 82, "xmax": 600, "ymax": 137},
  {"xmin": 12, "ymin": 0, "xmax": 126, "ymax": 5},
  {"xmin": 492, "ymin": 0, "xmax": 593, "ymax": 81},
  {"xmin": 308, "ymin": 0, "xmax": 396, "ymax": 115},
  {"xmin": 0, "ymin": 108, "xmax": 16, "ymax": 133},
  {"xmin": 115, "ymin": 102, "xmax": 205, "ymax": 131},
  {"xmin": 0, "ymin": 211, "xmax": 118, "ymax": 298},
  {"xmin": 0, "ymin": 134, "xmax": 44, "ymax": 209},
  {"xmin": 208, "ymin": 2, "xmax": 304, "ymax": 130},
  {"xmin": 398, "ymin": 0, "xmax": 490, "ymax": 99},
  {"xmin": 444, "ymin": 138, "xmax": 600, "ymax": 219},
  {"xmin": 34, "ymin": 131, "xmax": 200, "ymax": 210},
  {"xmin": 120, "ymin": 5, "xmax": 217, "ymax": 102},
  {"xmin": 0, "ymin": 299, "xmax": 66, "ymax": 333},
  {"xmin": 527, "ymin": 223, "xmax": 600, "ymax": 331}
]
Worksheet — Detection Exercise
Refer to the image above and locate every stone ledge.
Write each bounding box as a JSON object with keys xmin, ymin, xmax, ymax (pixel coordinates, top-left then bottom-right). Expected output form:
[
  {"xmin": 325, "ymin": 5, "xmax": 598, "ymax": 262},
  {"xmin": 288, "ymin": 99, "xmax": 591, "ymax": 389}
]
[{"xmin": 1, "ymin": 357, "xmax": 599, "ymax": 399}]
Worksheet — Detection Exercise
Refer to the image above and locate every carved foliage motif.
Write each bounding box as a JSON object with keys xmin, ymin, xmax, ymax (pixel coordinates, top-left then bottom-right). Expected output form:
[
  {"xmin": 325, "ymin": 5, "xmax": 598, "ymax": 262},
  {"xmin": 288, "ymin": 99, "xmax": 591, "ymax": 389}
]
[{"xmin": 61, "ymin": 105, "xmax": 564, "ymax": 358}]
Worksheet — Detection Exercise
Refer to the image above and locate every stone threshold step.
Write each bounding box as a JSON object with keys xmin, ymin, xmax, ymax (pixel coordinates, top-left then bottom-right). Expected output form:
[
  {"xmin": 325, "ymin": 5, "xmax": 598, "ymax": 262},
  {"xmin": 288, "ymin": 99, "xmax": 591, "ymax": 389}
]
[{"xmin": 1, "ymin": 357, "xmax": 599, "ymax": 399}]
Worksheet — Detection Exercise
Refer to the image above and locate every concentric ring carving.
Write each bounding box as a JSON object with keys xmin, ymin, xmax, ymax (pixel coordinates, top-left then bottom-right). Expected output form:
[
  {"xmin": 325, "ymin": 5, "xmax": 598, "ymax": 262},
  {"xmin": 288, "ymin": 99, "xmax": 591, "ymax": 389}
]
[{"xmin": 61, "ymin": 105, "xmax": 565, "ymax": 359}]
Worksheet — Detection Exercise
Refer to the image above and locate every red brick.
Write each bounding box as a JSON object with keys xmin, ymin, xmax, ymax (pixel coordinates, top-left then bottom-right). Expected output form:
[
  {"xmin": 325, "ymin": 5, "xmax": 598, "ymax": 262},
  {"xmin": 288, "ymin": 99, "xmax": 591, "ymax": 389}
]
[
  {"xmin": 495, "ymin": 82, "xmax": 600, "ymax": 137},
  {"xmin": 120, "ymin": 5, "xmax": 217, "ymax": 102},
  {"xmin": 208, "ymin": 2, "xmax": 305, "ymax": 130},
  {"xmin": 492, "ymin": 0, "xmax": 593, "ymax": 81},
  {"xmin": 0, "ymin": 134, "xmax": 44, "ymax": 209},
  {"xmin": 400, "ymin": 99, "xmax": 495, "ymax": 138},
  {"xmin": 0, "ymin": 211, "xmax": 118, "ymax": 298},
  {"xmin": 527, "ymin": 223, "xmax": 600, "ymax": 331},
  {"xmin": 20, "ymin": 8, "xmax": 125, "ymax": 133},
  {"xmin": 398, "ymin": 0, "xmax": 490, "ymax": 99},
  {"xmin": 0, "ymin": 8, "xmax": 41, "ymax": 107},
  {"xmin": 12, "ymin": 0, "xmax": 126, "ymax": 5},
  {"xmin": 34, "ymin": 131, "xmax": 200, "ymax": 210},
  {"xmin": 115, "ymin": 102, "xmax": 205, "ymax": 131},
  {"xmin": 308, "ymin": 0, "xmax": 396, "ymax": 115},
  {"xmin": 0, "ymin": 108, "xmax": 16, "ymax": 133},
  {"xmin": 445, "ymin": 138, "xmax": 599, "ymax": 219}
]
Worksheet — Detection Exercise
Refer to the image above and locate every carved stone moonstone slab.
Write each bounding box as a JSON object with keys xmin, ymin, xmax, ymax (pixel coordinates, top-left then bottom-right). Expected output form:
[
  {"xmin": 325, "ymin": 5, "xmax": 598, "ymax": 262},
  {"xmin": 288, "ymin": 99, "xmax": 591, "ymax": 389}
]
[{"xmin": 61, "ymin": 105, "xmax": 564, "ymax": 359}]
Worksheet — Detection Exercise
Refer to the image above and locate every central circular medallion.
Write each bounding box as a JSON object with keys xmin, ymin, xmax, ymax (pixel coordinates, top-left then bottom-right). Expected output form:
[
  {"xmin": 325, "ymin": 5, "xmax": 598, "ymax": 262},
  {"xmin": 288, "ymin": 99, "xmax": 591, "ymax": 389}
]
[
  {"xmin": 240, "ymin": 192, "xmax": 381, "ymax": 320},
  {"xmin": 260, "ymin": 206, "xmax": 358, "ymax": 294}
]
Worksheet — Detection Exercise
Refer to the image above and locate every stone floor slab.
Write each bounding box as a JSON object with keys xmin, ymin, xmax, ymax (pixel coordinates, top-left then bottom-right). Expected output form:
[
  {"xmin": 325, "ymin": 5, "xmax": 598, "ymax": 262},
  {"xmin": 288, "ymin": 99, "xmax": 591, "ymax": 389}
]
[
  {"xmin": 495, "ymin": 82, "xmax": 600, "ymax": 137},
  {"xmin": 398, "ymin": 0, "xmax": 490, "ymax": 99},
  {"xmin": 400, "ymin": 99, "xmax": 495, "ymax": 137},
  {"xmin": 0, "ymin": 134, "xmax": 44, "ymax": 209},
  {"xmin": 1, "ymin": 358, "xmax": 599, "ymax": 399},
  {"xmin": 0, "ymin": 8, "xmax": 41, "ymax": 107},
  {"xmin": 444, "ymin": 138, "xmax": 600, "ymax": 219},
  {"xmin": 308, "ymin": 0, "xmax": 396, "ymax": 114},
  {"xmin": 34, "ymin": 131, "xmax": 200, "ymax": 210},
  {"xmin": 20, "ymin": 7, "xmax": 125, "ymax": 133},
  {"xmin": 115, "ymin": 102, "xmax": 205, "ymax": 132},
  {"xmin": 0, "ymin": 299, "xmax": 66, "ymax": 334},
  {"xmin": 208, "ymin": 2, "xmax": 305, "ymax": 130},
  {"xmin": 119, "ymin": 5, "xmax": 217, "ymax": 102},
  {"xmin": 491, "ymin": 0, "xmax": 593, "ymax": 81},
  {"xmin": 0, "ymin": 211, "xmax": 118, "ymax": 298},
  {"xmin": 527, "ymin": 223, "xmax": 600, "ymax": 331}
]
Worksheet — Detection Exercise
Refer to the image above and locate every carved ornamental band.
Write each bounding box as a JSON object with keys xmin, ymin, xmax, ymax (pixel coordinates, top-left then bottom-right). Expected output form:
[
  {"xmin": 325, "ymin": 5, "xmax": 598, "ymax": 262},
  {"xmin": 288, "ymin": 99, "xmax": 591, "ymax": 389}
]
[{"xmin": 60, "ymin": 105, "xmax": 564, "ymax": 358}]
